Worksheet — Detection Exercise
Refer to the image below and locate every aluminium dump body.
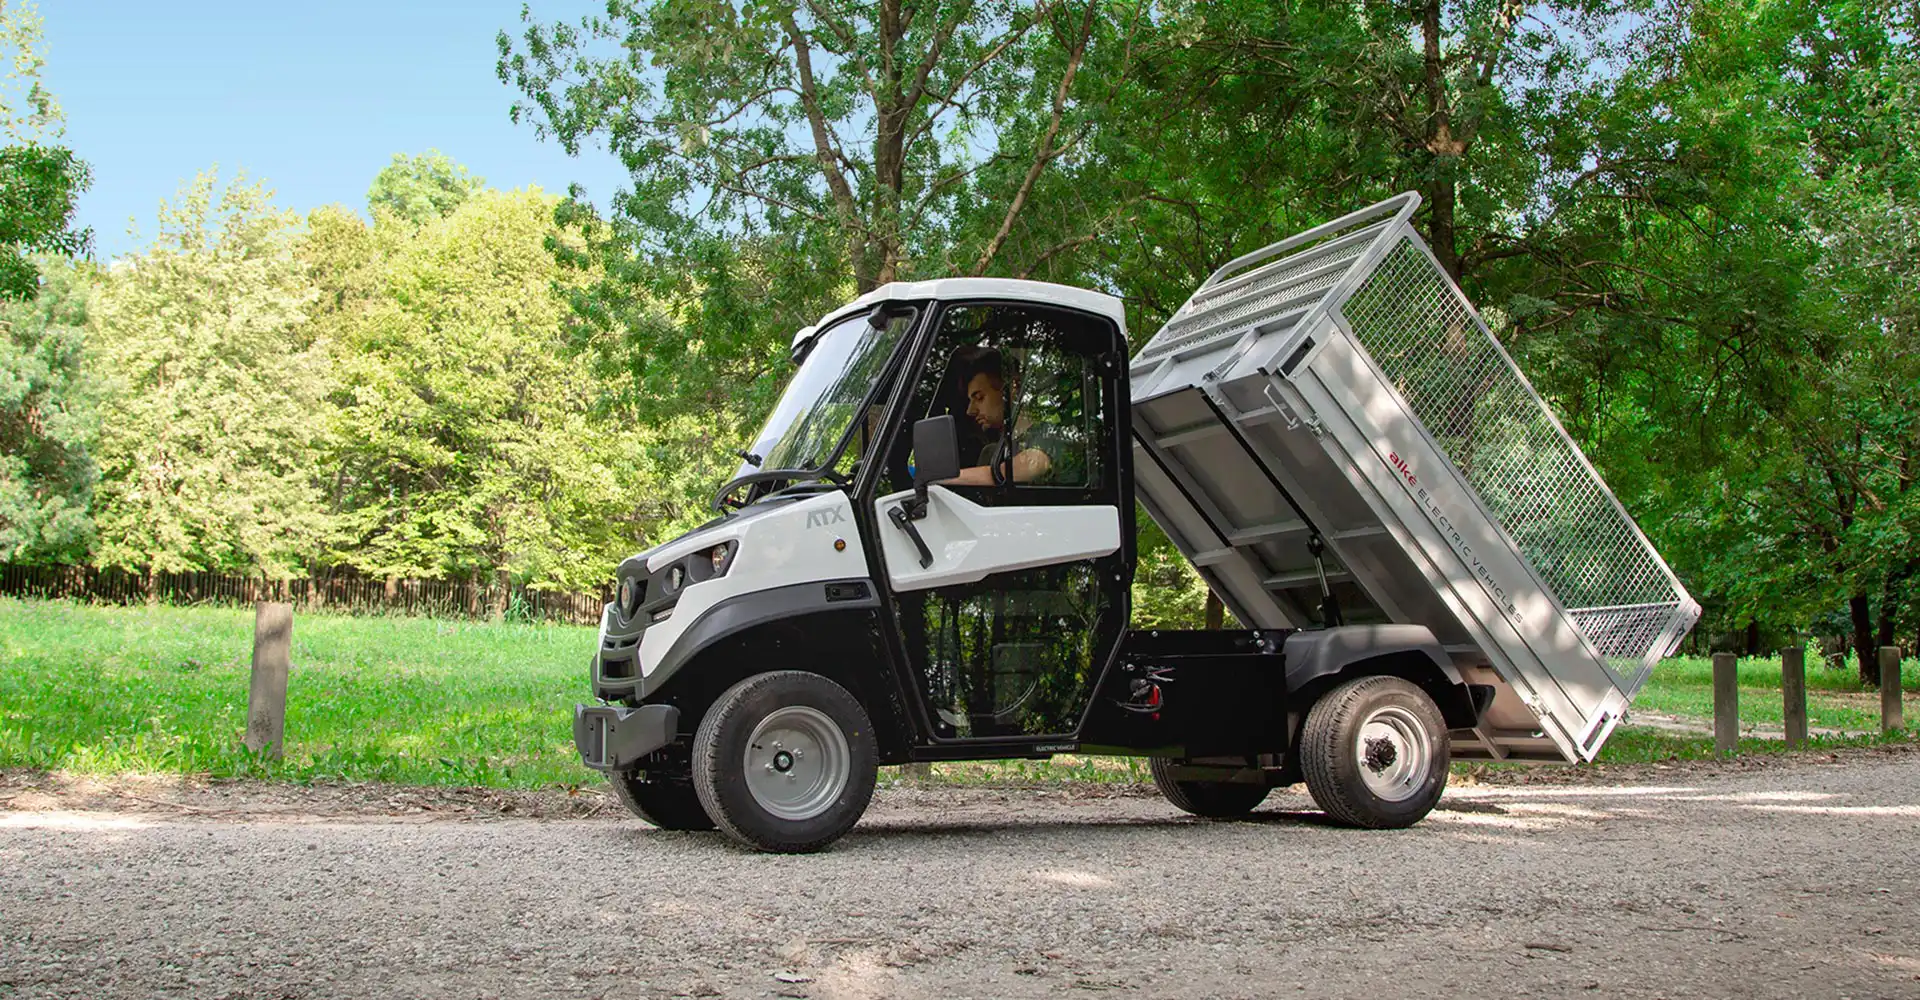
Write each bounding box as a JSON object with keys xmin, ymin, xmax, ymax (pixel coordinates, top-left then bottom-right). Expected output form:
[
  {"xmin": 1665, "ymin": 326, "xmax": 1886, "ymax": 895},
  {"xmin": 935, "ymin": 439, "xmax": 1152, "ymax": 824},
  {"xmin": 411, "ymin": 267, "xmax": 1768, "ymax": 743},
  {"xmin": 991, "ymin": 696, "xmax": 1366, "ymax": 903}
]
[{"xmin": 1128, "ymin": 193, "xmax": 1700, "ymax": 763}]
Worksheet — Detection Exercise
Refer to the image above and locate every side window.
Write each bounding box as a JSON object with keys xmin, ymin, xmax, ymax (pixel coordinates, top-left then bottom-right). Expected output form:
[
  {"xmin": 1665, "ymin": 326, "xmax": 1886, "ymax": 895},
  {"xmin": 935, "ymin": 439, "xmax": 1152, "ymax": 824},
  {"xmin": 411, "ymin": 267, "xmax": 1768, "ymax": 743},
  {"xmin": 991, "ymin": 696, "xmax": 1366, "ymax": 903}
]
[
  {"xmin": 880, "ymin": 303, "xmax": 1112, "ymax": 502},
  {"xmin": 1005, "ymin": 345, "xmax": 1099, "ymax": 490}
]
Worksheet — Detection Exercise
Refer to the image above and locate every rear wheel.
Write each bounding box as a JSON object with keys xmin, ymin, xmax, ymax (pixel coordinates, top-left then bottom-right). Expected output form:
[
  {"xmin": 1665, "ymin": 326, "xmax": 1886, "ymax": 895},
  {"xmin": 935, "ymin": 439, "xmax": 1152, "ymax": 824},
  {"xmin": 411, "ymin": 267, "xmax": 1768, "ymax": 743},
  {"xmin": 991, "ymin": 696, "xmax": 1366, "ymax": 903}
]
[
  {"xmin": 1300, "ymin": 675, "xmax": 1449, "ymax": 829},
  {"xmin": 692, "ymin": 670, "xmax": 878, "ymax": 853},
  {"xmin": 1149, "ymin": 757, "xmax": 1271, "ymax": 818},
  {"xmin": 608, "ymin": 771, "xmax": 714, "ymax": 831}
]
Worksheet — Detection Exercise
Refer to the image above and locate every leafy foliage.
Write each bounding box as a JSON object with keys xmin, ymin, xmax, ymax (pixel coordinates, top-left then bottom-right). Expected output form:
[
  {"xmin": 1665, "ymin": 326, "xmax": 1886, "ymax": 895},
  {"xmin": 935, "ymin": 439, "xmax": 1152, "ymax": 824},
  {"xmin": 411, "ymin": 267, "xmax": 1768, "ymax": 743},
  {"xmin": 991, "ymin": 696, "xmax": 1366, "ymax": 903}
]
[
  {"xmin": 0, "ymin": 144, "xmax": 89, "ymax": 300},
  {"xmin": 321, "ymin": 186, "xmax": 692, "ymax": 591},
  {"xmin": 0, "ymin": 1, "xmax": 89, "ymax": 301},
  {"xmin": 0, "ymin": 0, "xmax": 60, "ymax": 140},
  {"xmin": 0, "ymin": 256, "xmax": 93, "ymax": 561},
  {"xmin": 86, "ymin": 171, "xmax": 334, "ymax": 579},
  {"xmin": 366, "ymin": 149, "xmax": 487, "ymax": 224}
]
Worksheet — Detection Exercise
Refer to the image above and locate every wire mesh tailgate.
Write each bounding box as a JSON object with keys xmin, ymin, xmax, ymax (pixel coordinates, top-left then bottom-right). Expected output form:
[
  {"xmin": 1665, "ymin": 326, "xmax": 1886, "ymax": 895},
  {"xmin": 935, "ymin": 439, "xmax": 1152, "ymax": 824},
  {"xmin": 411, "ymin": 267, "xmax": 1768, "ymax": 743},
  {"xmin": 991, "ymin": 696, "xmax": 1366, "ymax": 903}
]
[{"xmin": 1129, "ymin": 193, "xmax": 1700, "ymax": 762}]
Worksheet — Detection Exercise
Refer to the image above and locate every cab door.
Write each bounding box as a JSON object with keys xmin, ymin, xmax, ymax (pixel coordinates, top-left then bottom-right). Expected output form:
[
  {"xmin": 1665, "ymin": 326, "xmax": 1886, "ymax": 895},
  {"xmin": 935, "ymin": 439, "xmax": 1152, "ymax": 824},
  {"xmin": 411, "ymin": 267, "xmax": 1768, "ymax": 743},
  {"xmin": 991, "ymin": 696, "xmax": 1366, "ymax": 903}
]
[{"xmin": 868, "ymin": 302, "xmax": 1132, "ymax": 742}]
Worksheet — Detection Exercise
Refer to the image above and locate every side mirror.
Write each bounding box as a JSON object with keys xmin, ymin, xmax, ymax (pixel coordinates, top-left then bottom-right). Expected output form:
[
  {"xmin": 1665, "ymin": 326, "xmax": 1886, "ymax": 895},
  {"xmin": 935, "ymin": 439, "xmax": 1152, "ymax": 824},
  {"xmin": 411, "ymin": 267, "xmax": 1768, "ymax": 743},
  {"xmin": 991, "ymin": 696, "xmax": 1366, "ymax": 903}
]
[{"xmin": 911, "ymin": 415, "xmax": 961, "ymax": 497}]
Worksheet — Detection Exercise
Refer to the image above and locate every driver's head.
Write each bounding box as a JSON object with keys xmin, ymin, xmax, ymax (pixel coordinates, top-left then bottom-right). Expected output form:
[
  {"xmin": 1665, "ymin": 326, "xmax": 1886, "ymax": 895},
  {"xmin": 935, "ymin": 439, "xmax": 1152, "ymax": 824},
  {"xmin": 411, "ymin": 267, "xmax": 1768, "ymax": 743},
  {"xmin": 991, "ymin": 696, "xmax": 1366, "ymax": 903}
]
[{"xmin": 964, "ymin": 354, "xmax": 1006, "ymax": 432}]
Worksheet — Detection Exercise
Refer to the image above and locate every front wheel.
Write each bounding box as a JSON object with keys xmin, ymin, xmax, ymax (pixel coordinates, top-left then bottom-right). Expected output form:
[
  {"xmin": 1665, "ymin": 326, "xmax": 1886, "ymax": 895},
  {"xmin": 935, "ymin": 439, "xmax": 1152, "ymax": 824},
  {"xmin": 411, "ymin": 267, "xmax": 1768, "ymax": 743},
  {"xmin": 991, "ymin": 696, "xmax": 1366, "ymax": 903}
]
[
  {"xmin": 1300, "ymin": 675, "xmax": 1449, "ymax": 829},
  {"xmin": 608, "ymin": 770, "xmax": 715, "ymax": 831},
  {"xmin": 1149, "ymin": 757, "xmax": 1271, "ymax": 818},
  {"xmin": 692, "ymin": 670, "xmax": 878, "ymax": 853}
]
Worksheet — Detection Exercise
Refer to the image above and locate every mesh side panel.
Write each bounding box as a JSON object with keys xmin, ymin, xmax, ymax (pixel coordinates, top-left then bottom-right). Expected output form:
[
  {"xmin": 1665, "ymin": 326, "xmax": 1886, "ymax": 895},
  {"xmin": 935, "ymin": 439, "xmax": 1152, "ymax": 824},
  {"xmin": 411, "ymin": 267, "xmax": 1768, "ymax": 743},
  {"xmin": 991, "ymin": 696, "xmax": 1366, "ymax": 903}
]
[
  {"xmin": 1569, "ymin": 605, "xmax": 1689, "ymax": 664},
  {"xmin": 1339, "ymin": 239, "xmax": 1684, "ymax": 673},
  {"xmin": 1139, "ymin": 235, "xmax": 1373, "ymax": 364}
]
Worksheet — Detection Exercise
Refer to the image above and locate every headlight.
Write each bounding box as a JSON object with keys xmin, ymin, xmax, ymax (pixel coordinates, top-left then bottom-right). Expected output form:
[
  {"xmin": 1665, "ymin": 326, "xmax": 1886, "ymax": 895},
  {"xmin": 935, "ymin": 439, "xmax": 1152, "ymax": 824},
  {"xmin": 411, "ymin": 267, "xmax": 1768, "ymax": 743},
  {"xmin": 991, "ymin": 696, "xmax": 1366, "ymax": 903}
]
[{"xmin": 709, "ymin": 543, "xmax": 733, "ymax": 576}]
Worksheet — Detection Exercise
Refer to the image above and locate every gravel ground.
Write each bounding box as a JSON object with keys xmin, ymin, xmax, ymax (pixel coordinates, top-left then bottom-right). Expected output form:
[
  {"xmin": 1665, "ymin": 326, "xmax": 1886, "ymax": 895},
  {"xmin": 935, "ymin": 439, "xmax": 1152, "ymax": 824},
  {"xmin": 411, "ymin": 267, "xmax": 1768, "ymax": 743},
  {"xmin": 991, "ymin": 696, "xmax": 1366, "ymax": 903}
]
[{"xmin": 5, "ymin": 750, "xmax": 1920, "ymax": 1000}]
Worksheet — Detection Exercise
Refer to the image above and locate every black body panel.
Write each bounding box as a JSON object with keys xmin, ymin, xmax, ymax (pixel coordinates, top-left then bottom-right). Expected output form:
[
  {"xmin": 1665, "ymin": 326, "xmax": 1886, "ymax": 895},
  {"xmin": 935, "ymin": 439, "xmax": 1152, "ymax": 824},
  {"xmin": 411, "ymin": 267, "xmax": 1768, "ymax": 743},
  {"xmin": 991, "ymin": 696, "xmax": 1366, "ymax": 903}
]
[{"xmin": 1077, "ymin": 629, "xmax": 1293, "ymax": 756}]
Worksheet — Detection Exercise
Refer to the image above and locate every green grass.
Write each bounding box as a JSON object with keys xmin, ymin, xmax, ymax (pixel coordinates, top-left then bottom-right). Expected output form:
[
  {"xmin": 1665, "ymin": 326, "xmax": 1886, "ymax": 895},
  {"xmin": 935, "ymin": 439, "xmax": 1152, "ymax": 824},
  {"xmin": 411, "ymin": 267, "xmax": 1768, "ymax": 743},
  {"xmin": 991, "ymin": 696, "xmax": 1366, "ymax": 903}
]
[
  {"xmin": 1632, "ymin": 653, "xmax": 1917, "ymax": 734},
  {"xmin": 0, "ymin": 597, "xmax": 595, "ymax": 788},
  {"xmin": 1527, "ymin": 725, "xmax": 1911, "ymax": 766},
  {"xmin": 2, "ymin": 598, "xmax": 1912, "ymax": 790}
]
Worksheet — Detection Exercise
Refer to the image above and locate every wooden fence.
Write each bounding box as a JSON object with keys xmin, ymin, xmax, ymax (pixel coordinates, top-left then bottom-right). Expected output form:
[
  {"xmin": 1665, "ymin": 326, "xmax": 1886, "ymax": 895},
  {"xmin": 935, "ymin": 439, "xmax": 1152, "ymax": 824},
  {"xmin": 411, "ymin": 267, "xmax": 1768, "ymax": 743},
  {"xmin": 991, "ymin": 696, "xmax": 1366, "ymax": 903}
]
[{"xmin": 0, "ymin": 563, "xmax": 611, "ymax": 626}]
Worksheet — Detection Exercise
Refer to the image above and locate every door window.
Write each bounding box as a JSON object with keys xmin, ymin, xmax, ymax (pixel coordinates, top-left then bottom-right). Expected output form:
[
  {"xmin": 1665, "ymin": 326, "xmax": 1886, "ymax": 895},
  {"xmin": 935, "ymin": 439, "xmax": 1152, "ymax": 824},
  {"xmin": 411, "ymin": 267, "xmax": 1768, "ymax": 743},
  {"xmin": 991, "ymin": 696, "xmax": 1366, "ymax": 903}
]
[
  {"xmin": 911, "ymin": 561, "xmax": 1110, "ymax": 739},
  {"xmin": 881, "ymin": 303, "xmax": 1112, "ymax": 503}
]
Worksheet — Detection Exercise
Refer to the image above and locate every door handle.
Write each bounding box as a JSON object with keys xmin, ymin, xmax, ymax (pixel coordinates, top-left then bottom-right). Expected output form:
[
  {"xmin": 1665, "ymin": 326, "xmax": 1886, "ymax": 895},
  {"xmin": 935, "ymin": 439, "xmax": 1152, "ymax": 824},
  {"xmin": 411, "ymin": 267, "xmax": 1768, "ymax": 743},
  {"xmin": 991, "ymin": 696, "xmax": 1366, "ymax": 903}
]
[{"xmin": 887, "ymin": 504, "xmax": 934, "ymax": 569}]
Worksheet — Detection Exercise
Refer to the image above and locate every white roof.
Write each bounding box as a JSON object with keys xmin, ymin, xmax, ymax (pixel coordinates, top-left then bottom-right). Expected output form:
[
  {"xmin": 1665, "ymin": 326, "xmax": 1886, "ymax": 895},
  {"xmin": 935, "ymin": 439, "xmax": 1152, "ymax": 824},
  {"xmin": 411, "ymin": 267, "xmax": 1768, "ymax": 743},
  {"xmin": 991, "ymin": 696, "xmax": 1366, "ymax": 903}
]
[{"xmin": 814, "ymin": 277, "xmax": 1127, "ymax": 332}]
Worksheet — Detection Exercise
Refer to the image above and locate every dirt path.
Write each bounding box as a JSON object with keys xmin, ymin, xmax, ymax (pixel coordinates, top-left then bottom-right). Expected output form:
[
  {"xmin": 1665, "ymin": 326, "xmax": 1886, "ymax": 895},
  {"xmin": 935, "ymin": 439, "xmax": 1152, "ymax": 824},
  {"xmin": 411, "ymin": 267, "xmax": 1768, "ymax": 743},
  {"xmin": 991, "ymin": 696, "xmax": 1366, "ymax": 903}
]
[{"xmin": 5, "ymin": 751, "xmax": 1919, "ymax": 1000}]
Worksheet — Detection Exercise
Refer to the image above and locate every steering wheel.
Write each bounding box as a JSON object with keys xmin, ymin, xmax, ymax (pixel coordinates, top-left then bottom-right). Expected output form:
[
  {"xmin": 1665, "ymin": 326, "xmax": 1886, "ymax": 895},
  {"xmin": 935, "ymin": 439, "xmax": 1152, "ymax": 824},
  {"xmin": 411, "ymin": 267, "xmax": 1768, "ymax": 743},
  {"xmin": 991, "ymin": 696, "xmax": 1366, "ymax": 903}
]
[{"xmin": 709, "ymin": 468, "xmax": 851, "ymax": 512}]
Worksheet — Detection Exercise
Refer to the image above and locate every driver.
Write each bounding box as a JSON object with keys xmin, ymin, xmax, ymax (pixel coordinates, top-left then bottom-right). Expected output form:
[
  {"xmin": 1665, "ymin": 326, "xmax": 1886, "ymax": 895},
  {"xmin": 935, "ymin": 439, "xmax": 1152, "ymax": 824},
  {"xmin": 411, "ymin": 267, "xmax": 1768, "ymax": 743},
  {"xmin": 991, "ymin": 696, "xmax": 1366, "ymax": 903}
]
[{"xmin": 944, "ymin": 352, "xmax": 1055, "ymax": 485}]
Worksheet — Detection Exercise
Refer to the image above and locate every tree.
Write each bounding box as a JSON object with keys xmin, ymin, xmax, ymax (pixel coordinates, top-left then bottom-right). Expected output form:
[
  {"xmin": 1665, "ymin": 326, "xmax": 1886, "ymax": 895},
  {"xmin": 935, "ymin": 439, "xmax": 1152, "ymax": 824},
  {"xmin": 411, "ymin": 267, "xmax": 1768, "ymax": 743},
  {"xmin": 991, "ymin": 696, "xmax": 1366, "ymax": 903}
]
[
  {"xmin": 366, "ymin": 149, "xmax": 487, "ymax": 224},
  {"xmin": 0, "ymin": 145, "xmax": 89, "ymax": 299},
  {"xmin": 498, "ymin": 0, "xmax": 1148, "ymax": 426},
  {"xmin": 0, "ymin": 0, "xmax": 89, "ymax": 300},
  {"xmin": 1467, "ymin": 0, "xmax": 1920, "ymax": 679},
  {"xmin": 1, "ymin": 0, "xmax": 60, "ymax": 140},
  {"xmin": 323, "ymin": 185, "xmax": 693, "ymax": 597},
  {"xmin": 87, "ymin": 171, "xmax": 335, "ymax": 581},
  {"xmin": 0, "ymin": 255, "xmax": 94, "ymax": 562}
]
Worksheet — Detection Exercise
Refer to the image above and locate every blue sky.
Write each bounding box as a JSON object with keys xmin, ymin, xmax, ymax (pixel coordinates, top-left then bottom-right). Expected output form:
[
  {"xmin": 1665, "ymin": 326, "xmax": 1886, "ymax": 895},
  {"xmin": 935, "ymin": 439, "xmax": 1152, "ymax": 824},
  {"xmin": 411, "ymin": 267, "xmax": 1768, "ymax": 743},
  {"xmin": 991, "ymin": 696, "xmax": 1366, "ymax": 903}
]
[{"xmin": 42, "ymin": 1, "xmax": 631, "ymax": 260}]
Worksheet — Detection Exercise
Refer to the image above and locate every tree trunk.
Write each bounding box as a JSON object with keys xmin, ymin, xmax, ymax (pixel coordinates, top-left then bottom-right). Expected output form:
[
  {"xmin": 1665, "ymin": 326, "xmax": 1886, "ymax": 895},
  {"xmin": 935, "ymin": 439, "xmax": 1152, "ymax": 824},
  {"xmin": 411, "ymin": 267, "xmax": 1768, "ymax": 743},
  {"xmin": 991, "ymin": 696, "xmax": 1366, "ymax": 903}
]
[
  {"xmin": 1745, "ymin": 619, "xmax": 1761, "ymax": 657},
  {"xmin": 1851, "ymin": 592, "xmax": 1877, "ymax": 687},
  {"xmin": 1428, "ymin": 158, "xmax": 1462, "ymax": 283},
  {"xmin": 1204, "ymin": 591, "xmax": 1224, "ymax": 631},
  {"xmin": 492, "ymin": 569, "xmax": 510, "ymax": 621},
  {"xmin": 1418, "ymin": 0, "xmax": 1463, "ymax": 283}
]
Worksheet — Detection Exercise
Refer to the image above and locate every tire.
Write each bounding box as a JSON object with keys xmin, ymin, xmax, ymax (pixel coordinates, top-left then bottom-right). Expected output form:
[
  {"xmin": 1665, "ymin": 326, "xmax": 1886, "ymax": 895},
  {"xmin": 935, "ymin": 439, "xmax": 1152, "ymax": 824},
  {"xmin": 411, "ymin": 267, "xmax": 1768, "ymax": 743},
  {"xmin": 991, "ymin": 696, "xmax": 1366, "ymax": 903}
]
[
  {"xmin": 692, "ymin": 670, "xmax": 878, "ymax": 853},
  {"xmin": 1149, "ymin": 757, "xmax": 1271, "ymax": 818},
  {"xmin": 608, "ymin": 770, "xmax": 715, "ymax": 831},
  {"xmin": 1299, "ymin": 675, "xmax": 1449, "ymax": 829}
]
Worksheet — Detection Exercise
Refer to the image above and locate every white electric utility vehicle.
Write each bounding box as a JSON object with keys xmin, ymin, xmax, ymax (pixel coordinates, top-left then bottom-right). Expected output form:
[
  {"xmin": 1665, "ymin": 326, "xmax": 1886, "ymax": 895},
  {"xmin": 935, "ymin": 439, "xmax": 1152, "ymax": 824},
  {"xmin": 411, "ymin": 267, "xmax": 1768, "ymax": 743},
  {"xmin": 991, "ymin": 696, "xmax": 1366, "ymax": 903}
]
[{"xmin": 573, "ymin": 193, "xmax": 1700, "ymax": 853}]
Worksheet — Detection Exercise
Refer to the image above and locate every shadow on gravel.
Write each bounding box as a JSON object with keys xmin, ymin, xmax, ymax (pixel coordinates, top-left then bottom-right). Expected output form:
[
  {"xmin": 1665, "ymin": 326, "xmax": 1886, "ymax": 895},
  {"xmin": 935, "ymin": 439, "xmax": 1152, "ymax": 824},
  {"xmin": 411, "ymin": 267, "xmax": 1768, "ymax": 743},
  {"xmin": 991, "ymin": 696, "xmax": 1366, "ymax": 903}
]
[{"xmin": 840, "ymin": 808, "xmax": 1362, "ymax": 845}]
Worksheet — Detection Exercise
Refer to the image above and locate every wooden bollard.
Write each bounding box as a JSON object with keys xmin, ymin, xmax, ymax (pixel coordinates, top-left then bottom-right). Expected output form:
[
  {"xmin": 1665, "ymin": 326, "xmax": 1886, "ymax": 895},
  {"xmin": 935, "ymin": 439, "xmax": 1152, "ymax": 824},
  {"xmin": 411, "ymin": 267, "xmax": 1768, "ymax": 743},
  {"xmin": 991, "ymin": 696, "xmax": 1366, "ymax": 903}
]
[
  {"xmin": 1781, "ymin": 646, "xmax": 1807, "ymax": 749},
  {"xmin": 246, "ymin": 602, "xmax": 293, "ymax": 757},
  {"xmin": 1712, "ymin": 652, "xmax": 1738, "ymax": 754},
  {"xmin": 1882, "ymin": 646, "xmax": 1903, "ymax": 734}
]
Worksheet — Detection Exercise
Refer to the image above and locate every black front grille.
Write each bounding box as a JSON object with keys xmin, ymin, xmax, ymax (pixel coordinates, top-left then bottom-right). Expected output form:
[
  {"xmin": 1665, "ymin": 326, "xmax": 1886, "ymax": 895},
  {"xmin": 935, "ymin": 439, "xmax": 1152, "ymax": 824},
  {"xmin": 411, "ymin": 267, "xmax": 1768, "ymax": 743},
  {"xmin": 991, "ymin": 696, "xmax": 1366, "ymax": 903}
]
[{"xmin": 600, "ymin": 633, "xmax": 641, "ymax": 680}]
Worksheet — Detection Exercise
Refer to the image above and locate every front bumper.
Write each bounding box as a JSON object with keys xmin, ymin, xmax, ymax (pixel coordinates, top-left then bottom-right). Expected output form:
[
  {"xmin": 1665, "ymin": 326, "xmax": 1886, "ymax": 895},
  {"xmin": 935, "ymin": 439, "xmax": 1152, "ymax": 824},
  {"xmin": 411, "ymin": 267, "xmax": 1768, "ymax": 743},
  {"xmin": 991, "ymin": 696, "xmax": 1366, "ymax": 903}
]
[{"xmin": 573, "ymin": 703, "xmax": 680, "ymax": 772}]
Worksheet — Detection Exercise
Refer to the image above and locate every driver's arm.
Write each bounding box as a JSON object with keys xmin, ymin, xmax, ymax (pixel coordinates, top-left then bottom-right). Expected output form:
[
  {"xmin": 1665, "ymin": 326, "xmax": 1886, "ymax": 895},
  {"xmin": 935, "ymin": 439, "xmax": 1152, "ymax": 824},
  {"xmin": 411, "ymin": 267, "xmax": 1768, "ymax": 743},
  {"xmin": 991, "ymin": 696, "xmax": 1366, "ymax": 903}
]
[{"xmin": 943, "ymin": 446, "xmax": 1052, "ymax": 486}]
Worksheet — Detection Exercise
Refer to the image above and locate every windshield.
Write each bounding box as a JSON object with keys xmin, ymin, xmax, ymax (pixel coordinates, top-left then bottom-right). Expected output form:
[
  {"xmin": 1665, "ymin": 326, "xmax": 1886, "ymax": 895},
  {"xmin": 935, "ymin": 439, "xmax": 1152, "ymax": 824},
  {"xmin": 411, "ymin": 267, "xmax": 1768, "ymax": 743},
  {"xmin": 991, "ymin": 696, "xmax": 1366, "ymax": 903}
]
[{"xmin": 739, "ymin": 308, "xmax": 916, "ymax": 476}]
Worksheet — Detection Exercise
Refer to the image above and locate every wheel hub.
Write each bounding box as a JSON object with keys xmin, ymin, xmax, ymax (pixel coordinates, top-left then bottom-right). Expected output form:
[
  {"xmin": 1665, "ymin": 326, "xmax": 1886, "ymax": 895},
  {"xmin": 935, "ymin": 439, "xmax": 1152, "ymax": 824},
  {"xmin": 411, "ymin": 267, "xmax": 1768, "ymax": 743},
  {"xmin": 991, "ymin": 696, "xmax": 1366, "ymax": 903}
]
[
  {"xmin": 743, "ymin": 706, "xmax": 850, "ymax": 821},
  {"xmin": 1354, "ymin": 705, "xmax": 1428, "ymax": 803}
]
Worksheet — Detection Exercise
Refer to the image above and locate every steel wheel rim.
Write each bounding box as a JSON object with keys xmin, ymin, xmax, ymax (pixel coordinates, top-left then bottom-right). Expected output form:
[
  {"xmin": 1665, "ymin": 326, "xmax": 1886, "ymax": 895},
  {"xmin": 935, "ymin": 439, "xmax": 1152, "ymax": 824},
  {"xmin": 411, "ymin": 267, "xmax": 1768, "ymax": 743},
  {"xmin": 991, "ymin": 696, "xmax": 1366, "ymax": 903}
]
[
  {"xmin": 1354, "ymin": 705, "xmax": 1428, "ymax": 802},
  {"xmin": 744, "ymin": 706, "xmax": 849, "ymax": 821}
]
